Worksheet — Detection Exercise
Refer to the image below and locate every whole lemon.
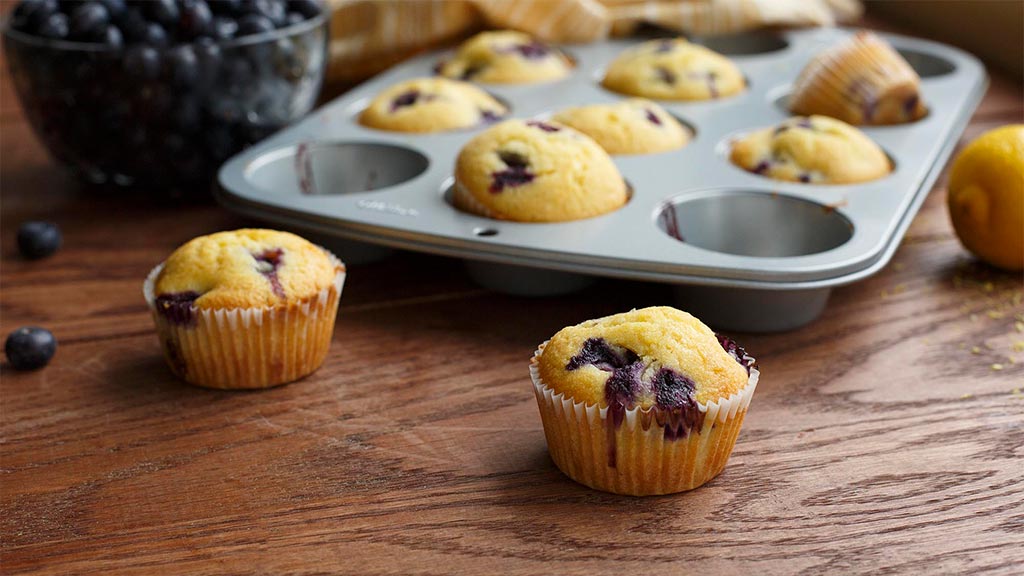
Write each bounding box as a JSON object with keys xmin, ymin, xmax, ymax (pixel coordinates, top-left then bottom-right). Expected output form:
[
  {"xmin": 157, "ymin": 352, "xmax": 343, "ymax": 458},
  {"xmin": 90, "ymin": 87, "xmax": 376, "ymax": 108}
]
[{"xmin": 947, "ymin": 125, "xmax": 1024, "ymax": 271}]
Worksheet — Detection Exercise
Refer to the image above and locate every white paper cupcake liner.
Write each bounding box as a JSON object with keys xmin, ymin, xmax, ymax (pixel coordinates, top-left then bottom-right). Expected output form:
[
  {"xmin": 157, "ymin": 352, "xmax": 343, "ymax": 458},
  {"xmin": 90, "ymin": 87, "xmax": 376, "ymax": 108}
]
[
  {"xmin": 143, "ymin": 251, "xmax": 346, "ymax": 390},
  {"xmin": 530, "ymin": 340, "xmax": 759, "ymax": 495}
]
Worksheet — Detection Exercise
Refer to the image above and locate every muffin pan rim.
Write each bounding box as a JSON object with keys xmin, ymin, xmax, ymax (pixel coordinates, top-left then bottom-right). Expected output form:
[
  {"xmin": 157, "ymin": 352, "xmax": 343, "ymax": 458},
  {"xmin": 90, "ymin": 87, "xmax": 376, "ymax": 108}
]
[{"xmin": 217, "ymin": 27, "xmax": 986, "ymax": 289}]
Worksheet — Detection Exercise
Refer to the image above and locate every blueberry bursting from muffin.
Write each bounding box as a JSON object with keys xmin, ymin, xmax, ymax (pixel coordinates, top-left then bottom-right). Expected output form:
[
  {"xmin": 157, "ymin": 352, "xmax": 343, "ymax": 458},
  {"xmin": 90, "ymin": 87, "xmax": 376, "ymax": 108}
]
[{"xmin": 565, "ymin": 335, "xmax": 753, "ymax": 466}]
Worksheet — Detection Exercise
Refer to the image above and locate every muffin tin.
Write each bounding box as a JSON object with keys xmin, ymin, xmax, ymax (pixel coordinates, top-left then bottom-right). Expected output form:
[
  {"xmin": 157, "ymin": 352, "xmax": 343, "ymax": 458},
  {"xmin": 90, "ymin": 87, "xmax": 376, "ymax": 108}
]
[{"xmin": 216, "ymin": 27, "xmax": 987, "ymax": 332}]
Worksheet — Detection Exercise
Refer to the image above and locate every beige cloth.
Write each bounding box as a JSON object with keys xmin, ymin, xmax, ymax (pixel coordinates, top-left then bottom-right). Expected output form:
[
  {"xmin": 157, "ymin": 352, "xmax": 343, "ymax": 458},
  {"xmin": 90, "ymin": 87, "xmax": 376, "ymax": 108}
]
[{"xmin": 325, "ymin": 0, "xmax": 863, "ymax": 86}]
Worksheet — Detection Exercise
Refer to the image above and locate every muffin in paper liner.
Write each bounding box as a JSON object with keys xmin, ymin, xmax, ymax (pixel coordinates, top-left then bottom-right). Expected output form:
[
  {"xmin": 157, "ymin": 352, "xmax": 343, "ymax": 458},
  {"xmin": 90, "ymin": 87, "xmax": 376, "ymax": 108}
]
[
  {"xmin": 789, "ymin": 31, "xmax": 927, "ymax": 126},
  {"xmin": 143, "ymin": 253, "xmax": 345, "ymax": 390},
  {"xmin": 530, "ymin": 341, "xmax": 759, "ymax": 496}
]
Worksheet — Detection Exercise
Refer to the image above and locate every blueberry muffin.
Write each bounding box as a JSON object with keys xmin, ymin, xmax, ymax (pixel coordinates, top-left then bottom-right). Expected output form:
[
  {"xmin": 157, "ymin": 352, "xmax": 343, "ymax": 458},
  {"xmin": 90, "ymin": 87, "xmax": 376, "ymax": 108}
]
[
  {"xmin": 143, "ymin": 229, "xmax": 346, "ymax": 390},
  {"xmin": 531, "ymin": 306, "xmax": 758, "ymax": 495},
  {"xmin": 551, "ymin": 99, "xmax": 689, "ymax": 155},
  {"xmin": 790, "ymin": 31, "xmax": 927, "ymax": 125},
  {"xmin": 359, "ymin": 77, "xmax": 508, "ymax": 133},
  {"xmin": 453, "ymin": 119, "xmax": 629, "ymax": 222},
  {"xmin": 436, "ymin": 30, "xmax": 572, "ymax": 84},
  {"xmin": 601, "ymin": 38, "xmax": 745, "ymax": 101},
  {"xmin": 730, "ymin": 115, "xmax": 891, "ymax": 184}
]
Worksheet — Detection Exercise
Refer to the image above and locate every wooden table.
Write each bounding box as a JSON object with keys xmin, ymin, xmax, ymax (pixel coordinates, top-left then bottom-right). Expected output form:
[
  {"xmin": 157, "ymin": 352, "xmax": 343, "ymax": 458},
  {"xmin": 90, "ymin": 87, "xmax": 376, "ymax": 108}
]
[{"xmin": 2, "ymin": 19, "xmax": 1023, "ymax": 575}]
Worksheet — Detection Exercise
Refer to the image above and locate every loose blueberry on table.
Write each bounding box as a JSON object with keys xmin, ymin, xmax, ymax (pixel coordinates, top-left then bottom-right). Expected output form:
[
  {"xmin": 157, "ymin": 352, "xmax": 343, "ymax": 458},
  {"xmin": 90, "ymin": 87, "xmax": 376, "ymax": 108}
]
[
  {"xmin": 5, "ymin": 327, "xmax": 57, "ymax": 371},
  {"xmin": 16, "ymin": 221, "xmax": 62, "ymax": 260}
]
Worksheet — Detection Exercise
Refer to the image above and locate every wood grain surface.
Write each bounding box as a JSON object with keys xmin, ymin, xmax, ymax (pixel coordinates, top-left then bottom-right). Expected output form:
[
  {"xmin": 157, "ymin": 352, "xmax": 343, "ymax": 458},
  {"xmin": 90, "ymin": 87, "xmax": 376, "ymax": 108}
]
[{"xmin": 2, "ymin": 18, "xmax": 1023, "ymax": 576}]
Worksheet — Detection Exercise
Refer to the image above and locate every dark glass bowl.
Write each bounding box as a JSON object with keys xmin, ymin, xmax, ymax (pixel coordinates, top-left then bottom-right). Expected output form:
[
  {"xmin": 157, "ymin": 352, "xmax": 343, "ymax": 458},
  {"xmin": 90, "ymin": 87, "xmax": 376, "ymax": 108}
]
[{"xmin": 3, "ymin": 13, "xmax": 328, "ymax": 199}]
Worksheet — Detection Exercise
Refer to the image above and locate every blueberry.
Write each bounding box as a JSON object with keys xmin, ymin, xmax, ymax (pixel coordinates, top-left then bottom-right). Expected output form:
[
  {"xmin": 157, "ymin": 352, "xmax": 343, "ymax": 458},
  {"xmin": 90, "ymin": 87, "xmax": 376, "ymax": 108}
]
[
  {"xmin": 389, "ymin": 90, "xmax": 420, "ymax": 112},
  {"xmin": 235, "ymin": 13, "xmax": 274, "ymax": 37},
  {"xmin": 166, "ymin": 44, "xmax": 199, "ymax": 86},
  {"xmin": 209, "ymin": 0, "xmax": 242, "ymax": 13},
  {"xmin": 241, "ymin": 0, "xmax": 285, "ymax": 26},
  {"xmin": 287, "ymin": 0, "xmax": 320, "ymax": 18},
  {"xmin": 178, "ymin": 0, "xmax": 213, "ymax": 39},
  {"xmin": 14, "ymin": 0, "xmax": 60, "ymax": 33},
  {"xmin": 36, "ymin": 12, "xmax": 70, "ymax": 39},
  {"xmin": 124, "ymin": 45, "xmax": 161, "ymax": 79},
  {"xmin": 211, "ymin": 16, "xmax": 238, "ymax": 39},
  {"xmin": 143, "ymin": 22, "xmax": 170, "ymax": 46},
  {"xmin": 100, "ymin": 24, "xmax": 123, "ymax": 47},
  {"xmin": 194, "ymin": 36, "xmax": 222, "ymax": 74},
  {"xmin": 117, "ymin": 8, "xmax": 148, "ymax": 41},
  {"xmin": 282, "ymin": 11, "xmax": 304, "ymax": 27},
  {"xmin": 4, "ymin": 327, "xmax": 57, "ymax": 371},
  {"xmin": 16, "ymin": 221, "xmax": 62, "ymax": 260},
  {"xmin": 96, "ymin": 0, "xmax": 126, "ymax": 19},
  {"xmin": 145, "ymin": 0, "xmax": 179, "ymax": 26},
  {"xmin": 68, "ymin": 2, "xmax": 110, "ymax": 42}
]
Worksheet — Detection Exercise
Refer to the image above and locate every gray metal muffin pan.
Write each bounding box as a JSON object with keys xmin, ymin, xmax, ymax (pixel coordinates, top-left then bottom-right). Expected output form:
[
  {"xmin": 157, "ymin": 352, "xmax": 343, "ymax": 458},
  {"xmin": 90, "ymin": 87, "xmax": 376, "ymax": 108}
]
[{"xmin": 216, "ymin": 27, "xmax": 987, "ymax": 332}]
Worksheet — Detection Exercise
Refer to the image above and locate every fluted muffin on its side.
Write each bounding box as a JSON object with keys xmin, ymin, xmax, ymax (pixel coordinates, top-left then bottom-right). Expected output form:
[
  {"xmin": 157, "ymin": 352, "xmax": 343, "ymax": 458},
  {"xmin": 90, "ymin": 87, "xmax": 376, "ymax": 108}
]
[
  {"xmin": 552, "ymin": 99, "xmax": 689, "ymax": 155},
  {"xmin": 532, "ymin": 306, "xmax": 758, "ymax": 495},
  {"xmin": 144, "ymin": 229, "xmax": 346, "ymax": 390},
  {"xmin": 790, "ymin": 31, "xmax": 927, "ymax": 125},
  {"xmin": 730, "ymin": 115, "xmax": 891, "ymax": 184},
  {"xmin": 601, "ymin": 38, "xmax": 745, "ymax": 101},
  {"xmin": 360, "ymin": 77, "xmax": 507, "ymax": 133},
  {"xmin": 436, "ymin": 30, "xmax": 573, "ymax": 84},
  {"xmin": 453, "ymin": 119, "xmax": 629, "ymax": 222}
]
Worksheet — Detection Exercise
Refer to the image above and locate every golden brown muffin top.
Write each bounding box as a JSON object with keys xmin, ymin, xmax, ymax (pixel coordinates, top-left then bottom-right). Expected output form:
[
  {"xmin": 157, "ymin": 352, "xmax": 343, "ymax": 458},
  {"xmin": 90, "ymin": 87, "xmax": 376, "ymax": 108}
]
[
  {"xmin": 154, "ymin": 229, "xmax": 342, "ymax": 311},
  {"xmin": 537, "ymin": 307, "xmax": 753, "ymax": 409}
]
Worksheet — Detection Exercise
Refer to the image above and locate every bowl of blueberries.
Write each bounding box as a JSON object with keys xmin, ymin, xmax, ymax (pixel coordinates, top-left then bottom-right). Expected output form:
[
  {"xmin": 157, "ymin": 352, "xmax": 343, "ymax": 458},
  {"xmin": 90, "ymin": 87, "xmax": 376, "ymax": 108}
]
[{"xmin": 3, "ymin": 0, "xmax": 328, "ymax": 198}]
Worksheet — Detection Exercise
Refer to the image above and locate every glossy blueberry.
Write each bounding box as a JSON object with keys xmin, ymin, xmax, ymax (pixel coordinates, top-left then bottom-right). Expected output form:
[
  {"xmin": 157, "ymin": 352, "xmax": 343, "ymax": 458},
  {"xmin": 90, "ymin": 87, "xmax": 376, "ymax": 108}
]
[
  {"xmin": 155, "ymin": 292, "xmax": 200, "ymax": 325},
  {"xmin": 124, "ymin": 45, "xmax": 161, "ymax": 79},
  {"xmin": 68, "ymin": 2, "xmax": 110, "ymax": 41},
  {"xmin": 96, "ymin": 0, "xmax": 126, "ymax": 19},
  {"xmin": 100, "ymin": 24, "xmax": 123, "ymax": 47},
  {"xmin": 166, "ymin": 44, "xmax": 199, "ymax": 87},
  {"xmin": 16, "ymin": 221, "xmax": 62, "ymax": 260},
  {"xmin": 752, "ymin": 160, "xmax": 771, "ymax": 174},
  {"xmin": 36, "ymin": 12, "xmax": 70, "ymax": 39},
  {"xmin": 241, "ymin": 0, "xmax": 286, "ymax": 26},
  {"xmin": 145, "ymin": 0, "xmax": 179, "ymax": 26},
  {"xmin": 235, "ymin": 13, "xmax": 274, "ymax": 37},
  {"xmin": 11, "ymin": 0, "xmax": 59, "ymax": 33},
  {"xmin": 566, "ymin": 338, "xmax": 638, "ymax": 372},
  {"xmin": 283, "ymin": 11, "xmax": 304, "ymax": 27},
  {"xmin": 716, "ymin": 334, "xmax": 754, "ymax": 374},
  {"xmin": 287, "ymin": 0, "xmax": 320, "ymax": 18},
  {"xmin": 143, "ymin": 22, "xmax": 170, "ymax": 46},
  {"xmin": 650, "ymin": 368, "xmax": 696, "ymax": 410},
  {"xmin": 178, "ymin": 0, "xmax": 213, "ymax": 39},
  {"xmin": 211, "ymin": 15, "xmax": 239, "ymax": 39},
  {"xmin": 5, "ymin": 327, "xmax": 57, "ymax": 371}
]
